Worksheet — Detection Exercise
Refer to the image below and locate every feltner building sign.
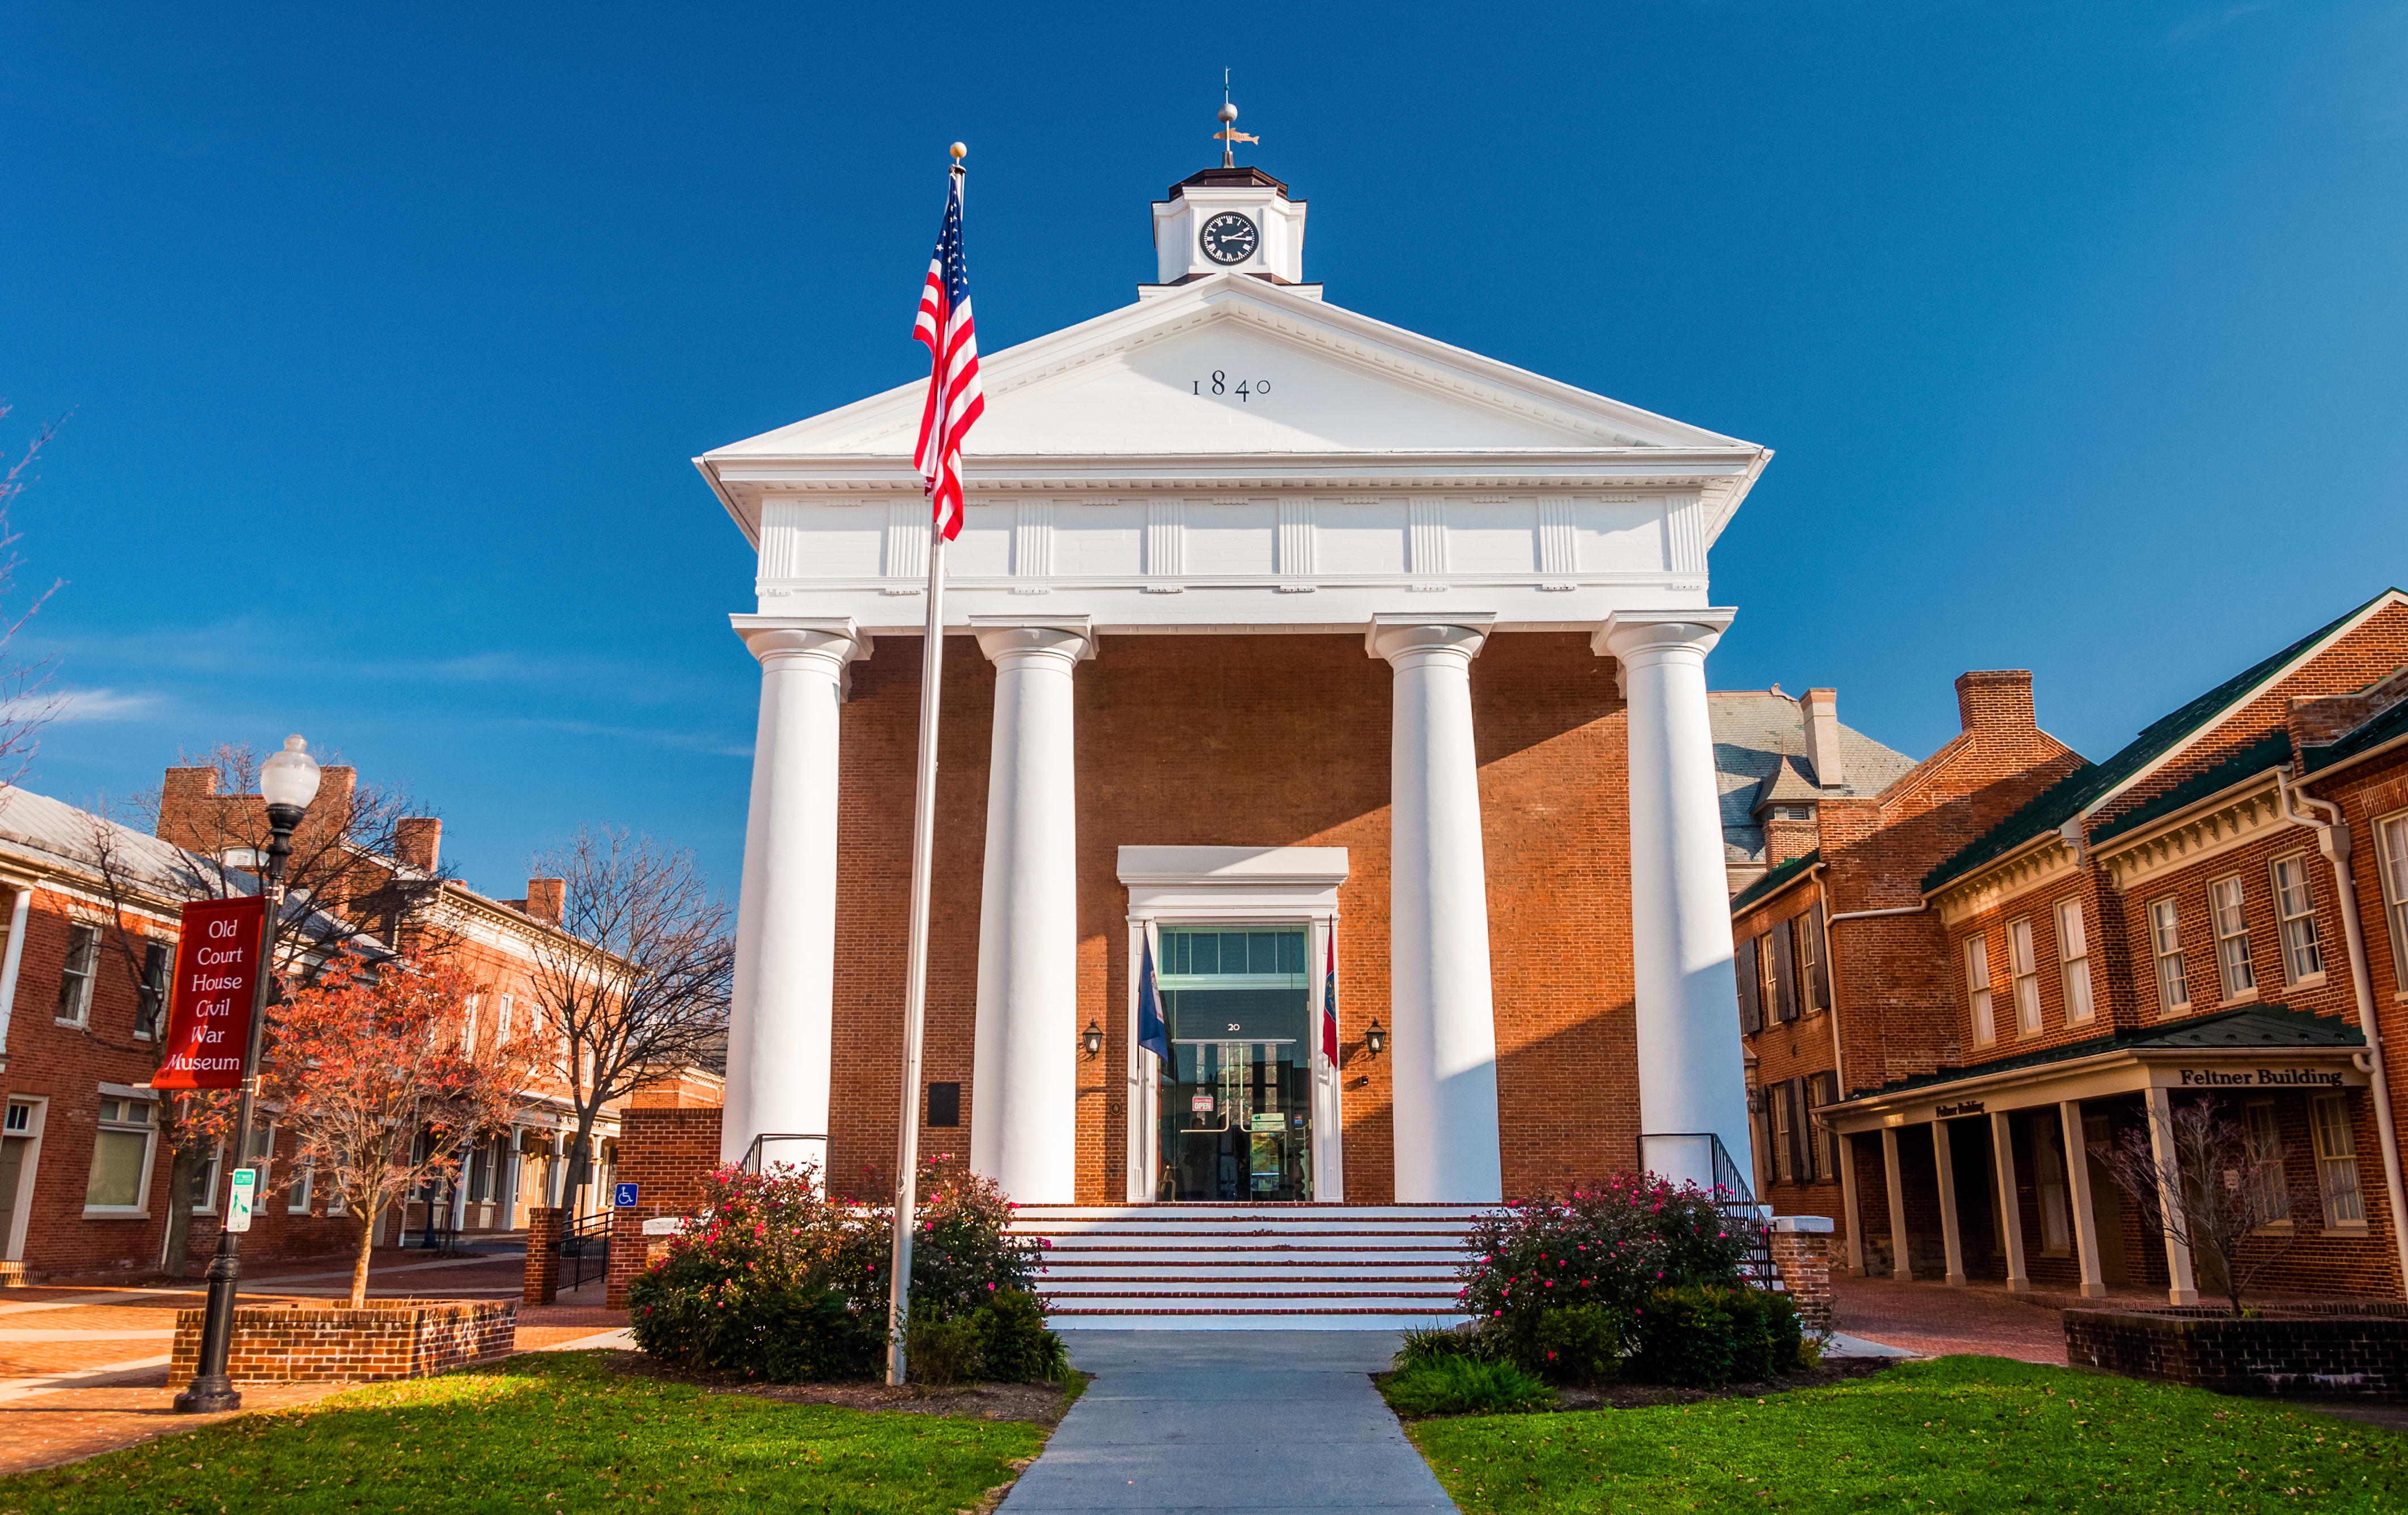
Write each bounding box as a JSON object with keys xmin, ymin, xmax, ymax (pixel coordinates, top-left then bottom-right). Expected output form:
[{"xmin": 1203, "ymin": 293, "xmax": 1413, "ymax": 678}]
[{"xmin": 696, "ymin": 139, "xmax": 1773, "ymax": 1206}]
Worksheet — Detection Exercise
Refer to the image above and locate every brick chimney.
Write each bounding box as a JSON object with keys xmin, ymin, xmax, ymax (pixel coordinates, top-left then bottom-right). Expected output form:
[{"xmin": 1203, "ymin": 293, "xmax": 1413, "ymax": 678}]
[
  {"xmin": 154, "ymin": 767, "xmax": 222, "ymax": 852},
  {"xmin": 394, "ymin": 817, "xmax": 442, "ymax": 874},
  {"xmin": 1955, "ymin": 670, "xmax": 2036, "ymax": 733},
  {"xmin": 1800, "ymin": 687, "xmax": 1845, "ymax": 788},
  {"xmin": 524, "ymin": 878, "xmax": 565, "ymax": 926}
]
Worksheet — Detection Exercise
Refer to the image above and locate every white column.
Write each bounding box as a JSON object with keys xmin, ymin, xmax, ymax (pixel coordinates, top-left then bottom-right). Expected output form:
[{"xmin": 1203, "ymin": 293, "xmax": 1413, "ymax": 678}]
[
  {"xmin": 2144, "ymin": 1085, "xmax": 2200, "ymax": 1305},
  {"xmin": 1367, "ymin": 615, "xmax": 1503, "ymax": 1203},
  {"xmin": 1933, "ymin": 1120, "xmax": 1967, "ymax": 1286},
  {"xmin": 722, "ymin": 616, "xmax": 869, "ymax": 1169},
  {"xmin": 0, "ymin": 882, "xmax": 32, "ymax": 1061},
  {"xmin": 1991, "ymin": 1109, "xmax": 2031, "ymax": 1292},
  {"xmin": 970, "ymin": 618, "xmax": 1094, "ymax": 1204},
  {"xmin": 2059, "ymin": 1100, "xmax": 2107, "ymax": 1299},
  {"xmin": 1880, "ymin": 1125, "xmax": 1913, "ymax": 1280},
  {"xmin": 1596, "ymin": 610, "xmax": 1749, "ymax": 1184},
  {"xmin": 1838, "ymin": 1131, "xmax": 1868, "ymax": 1276}
]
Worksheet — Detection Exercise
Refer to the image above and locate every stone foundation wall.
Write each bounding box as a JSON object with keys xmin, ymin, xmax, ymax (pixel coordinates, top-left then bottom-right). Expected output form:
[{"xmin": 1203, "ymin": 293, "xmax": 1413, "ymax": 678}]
[
  {"xmin": 169, "ymin": 1299, "xmax": 516, "ymax": 1384},
  {"xmin": 2065, "ymin": 1307, "xmax": 2408, "ymax": 1399}
]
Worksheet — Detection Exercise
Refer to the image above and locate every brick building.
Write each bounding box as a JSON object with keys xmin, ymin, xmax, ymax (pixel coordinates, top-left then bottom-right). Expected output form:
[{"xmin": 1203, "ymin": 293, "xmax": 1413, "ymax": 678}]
[
  {"xmin": 700, "ymin": 149, "xmax": 1778, "ymax": 1208},
  {"xmin": 1767, "ymin": 589, "xmax": 2408, "ymax": 1304},
  {"xmin": 0, "ymin": 760, "xmax": 716, "ymax": 1284}
]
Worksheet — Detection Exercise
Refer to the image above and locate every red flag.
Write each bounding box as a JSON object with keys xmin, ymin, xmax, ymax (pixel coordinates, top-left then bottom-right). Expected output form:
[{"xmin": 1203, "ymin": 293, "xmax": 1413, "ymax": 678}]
[{"xmin": 153, "ymin": 895, "xmax": 269, "ymax": 1090}]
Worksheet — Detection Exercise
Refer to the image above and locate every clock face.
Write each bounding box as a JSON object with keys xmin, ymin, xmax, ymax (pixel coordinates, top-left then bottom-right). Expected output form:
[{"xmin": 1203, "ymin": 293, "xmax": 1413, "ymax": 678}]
[{"xmin": 1200, "ymin": 212, "xmax": 1259, "ymax": 265}]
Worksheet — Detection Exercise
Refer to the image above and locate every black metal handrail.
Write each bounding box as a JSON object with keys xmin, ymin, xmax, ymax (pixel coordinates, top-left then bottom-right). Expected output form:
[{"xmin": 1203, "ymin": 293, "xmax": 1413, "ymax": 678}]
[{"xmin": 557, "ymin": 1208, "xmax": 613, "ymax": 1293}]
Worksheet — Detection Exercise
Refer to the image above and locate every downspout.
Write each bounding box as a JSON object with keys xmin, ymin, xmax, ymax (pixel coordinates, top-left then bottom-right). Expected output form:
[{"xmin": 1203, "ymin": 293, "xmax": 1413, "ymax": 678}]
[{"xmin": 2279, "ymin": 767, "xmax": 2408, "ymax": 1296}]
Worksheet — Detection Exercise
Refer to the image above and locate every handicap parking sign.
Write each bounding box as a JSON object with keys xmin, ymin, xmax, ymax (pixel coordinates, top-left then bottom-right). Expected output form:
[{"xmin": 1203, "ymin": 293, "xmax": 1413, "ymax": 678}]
[{"xmin": 613, "ymin": 1181, "xmax": 639, "ymax": 1208}]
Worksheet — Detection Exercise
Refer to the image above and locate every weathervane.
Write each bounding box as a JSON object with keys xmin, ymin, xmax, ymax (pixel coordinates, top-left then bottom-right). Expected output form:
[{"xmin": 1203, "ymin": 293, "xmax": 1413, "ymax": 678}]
[{"xmin": 1213, "ymin": 69, "xmax": 1258, "ymax": 168}]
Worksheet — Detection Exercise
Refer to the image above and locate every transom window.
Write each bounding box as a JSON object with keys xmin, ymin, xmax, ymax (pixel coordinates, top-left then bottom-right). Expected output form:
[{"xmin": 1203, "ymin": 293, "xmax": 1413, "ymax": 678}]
[{"xmin": 2272, "ymin": 856, "xmax": 2324, "ymax": 983}]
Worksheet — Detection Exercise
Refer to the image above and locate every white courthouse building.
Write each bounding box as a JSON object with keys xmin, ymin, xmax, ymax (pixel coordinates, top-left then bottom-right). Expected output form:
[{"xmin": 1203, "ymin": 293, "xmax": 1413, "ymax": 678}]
[{"xmin": 695, "ymin": 147, "xmax": 1774, "ymax": 1292}]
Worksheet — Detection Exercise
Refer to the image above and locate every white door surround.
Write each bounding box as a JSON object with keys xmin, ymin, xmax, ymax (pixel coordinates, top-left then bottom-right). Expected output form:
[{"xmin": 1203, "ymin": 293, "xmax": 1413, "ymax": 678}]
[{"xmin": 1119, "ymin": 846, "xmax": 1349, "ymax": 1204}]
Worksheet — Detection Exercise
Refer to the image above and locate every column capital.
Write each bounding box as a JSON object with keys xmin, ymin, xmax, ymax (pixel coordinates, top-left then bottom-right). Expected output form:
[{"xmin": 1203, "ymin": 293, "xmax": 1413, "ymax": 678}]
[
  {"xmin": 730, "ymin": 615, "xmax": 872, "ymax": 671},
  {"xmin": 970, "ymin": 615, "xmax": 1095, "ymax": 669},
  {"xmin": 1365, "ymin": 612, "xmax": 1498, "ymax": 668},
  {"xmin": 1590, "ymin": 607, "xmax": 1738, "ymax": 664}
]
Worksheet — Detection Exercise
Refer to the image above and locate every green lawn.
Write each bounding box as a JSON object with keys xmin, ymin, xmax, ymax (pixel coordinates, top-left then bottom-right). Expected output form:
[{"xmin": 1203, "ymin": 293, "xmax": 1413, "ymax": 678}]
[
  {"xmin": 1405, "ymin": 1355, "xmax": 2408, "ymax": 1513},
  {"xmin": 0, "ymin": 1352, "xmax": 1052, "ymax": 1515}
]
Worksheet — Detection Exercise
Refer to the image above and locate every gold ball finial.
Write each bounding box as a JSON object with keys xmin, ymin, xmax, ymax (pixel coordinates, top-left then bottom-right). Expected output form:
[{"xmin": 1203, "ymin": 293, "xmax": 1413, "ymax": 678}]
[
  {"xmin": 1218, "ymin": 101, "xmax": 1238, "ymax": 124},
  {"xmin": 950, "ymin": 142, "xmax": 967, "ymax": 161}
]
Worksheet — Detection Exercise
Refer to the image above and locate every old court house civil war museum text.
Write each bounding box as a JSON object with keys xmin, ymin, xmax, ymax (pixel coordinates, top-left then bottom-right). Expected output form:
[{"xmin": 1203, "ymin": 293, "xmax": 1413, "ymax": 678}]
[{"xmin": 695, "ymin": 140, "xmax": 1767, "ymax": 1224}]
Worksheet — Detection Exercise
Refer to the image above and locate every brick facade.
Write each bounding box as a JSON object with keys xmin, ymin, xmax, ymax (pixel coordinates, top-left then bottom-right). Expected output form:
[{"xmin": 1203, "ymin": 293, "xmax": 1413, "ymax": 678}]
[
  {"xmin": 830, "ymin": 631, "xmax": 1640, "ymax": 1206},
  {"xmin": 167, "ymin": 1298, "xmax": 515, "ymax": 1384}
]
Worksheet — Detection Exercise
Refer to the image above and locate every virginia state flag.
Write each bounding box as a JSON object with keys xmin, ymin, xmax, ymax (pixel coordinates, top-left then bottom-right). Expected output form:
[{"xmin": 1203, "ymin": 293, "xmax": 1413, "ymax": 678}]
[{"xmin": 1138, "ymin": 932, "xmax": 1170, "ymax": 1060}]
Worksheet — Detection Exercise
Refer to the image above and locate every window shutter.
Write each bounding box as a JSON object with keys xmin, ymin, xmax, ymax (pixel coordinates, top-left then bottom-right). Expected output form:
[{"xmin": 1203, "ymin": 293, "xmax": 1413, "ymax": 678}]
[
  {"xmin": 1814, "ymin": 1071, "xmax": 1843, "ymax": 1177},
  {"xmin": 1735, "ymin": 934, "xmax": 1763, "ymax": 1033},
  {"xmin": 1789, "ymin": 1077, "xmax": 1813, "ymax": 1181},
  {"xmin": 1807, "ymin": 902, "xmax": 1831, "ymax": 1011},
  {"xmin": 137, "ymin": 941, "xmax": 172, "ymax": 1038},
  {"xmin": 1770, "ymin": 924, "xmax": 1798, "ymax": 1023}
]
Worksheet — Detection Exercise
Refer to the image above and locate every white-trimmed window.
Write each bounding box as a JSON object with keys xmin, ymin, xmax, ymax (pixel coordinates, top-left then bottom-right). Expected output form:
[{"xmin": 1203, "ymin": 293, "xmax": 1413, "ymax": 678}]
[
  {"xmin": 83, "ymin": 1095, "xmax": 157, "ymax": 1214},
  {"xmin": 2244, "ymin": 1101, "xmax": 2288, "ymax": 1228},
  {"xmin": 56, "ymin": 924, "xmax": 101, "ymax": 1025},
  {"xmin": 2311, "ymin": 1094, "xmax": 2365, "ymax": 1228},
  {"xmin": 2380, "ymin": 814, "xmax": 2408, "ymax": 993},
  {"xmin": 189, "ymin": 1142, "xmax": 223, "ymax": 1215},
  {"xmin": 1965, "ymin": 934, "xmax": 1995, "ymax": 1044},
  {"xmin": 2211, "ymin": 875, "xmax": 2256, "ymax": 1001},
  {"xmin": 464, "ymin": 993, "xmax": 481, "ymax": 1053},
  {"xmin": 2058, "ymin": 900, "xmax": 2095, "ymax": 1023},
  {"xmin": 2009, "ymin": 918, "xmax": 2042, "ymax": 1035},
  {"xmin": 2150, "ymin": 898, "xmax": 2189, "ymax": 1014},
  {"xmin": 1770, "ymin": 1086, "xmax": 1795, "ymax": 1185},
  {"xmin": 134, "ymin": 941, "xmax": 171, "ymax": 1040},
  {"xmin": 290, "ymin": 1156, "xmax": 315, "ymax": 1214},
  {"xmin": 494, "ymin": 993, "xmax": 513, "ymax": 1042},
  {"xmin": 2272, "ymin": 855, "xmax": 2325, "ymax": 984}
]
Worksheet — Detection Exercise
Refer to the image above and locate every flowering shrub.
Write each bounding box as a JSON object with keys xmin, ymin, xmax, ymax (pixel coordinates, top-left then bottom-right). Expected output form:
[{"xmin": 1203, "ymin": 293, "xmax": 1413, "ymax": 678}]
[
  {"xmin": 1456, "ymin": 1174, "xmax": 1763, "ymax": 1373},
  {"xmin": 626, "ymin": 1157, "xmax": 1064, "ymax": 1383}
]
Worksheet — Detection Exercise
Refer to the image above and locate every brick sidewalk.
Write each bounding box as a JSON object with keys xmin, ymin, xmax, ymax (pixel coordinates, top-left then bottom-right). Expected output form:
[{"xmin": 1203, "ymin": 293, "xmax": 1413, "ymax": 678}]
[{"xmin": 1833, "ymin": 1275, "xmax": 2079, "ymax": 1363}]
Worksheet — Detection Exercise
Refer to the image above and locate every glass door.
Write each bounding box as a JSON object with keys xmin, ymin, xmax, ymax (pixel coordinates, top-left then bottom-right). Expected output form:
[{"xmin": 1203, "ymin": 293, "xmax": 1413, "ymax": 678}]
[{"xmin": 1154, "ymin": 926, "xmax": 1312, "ymax": 1202}]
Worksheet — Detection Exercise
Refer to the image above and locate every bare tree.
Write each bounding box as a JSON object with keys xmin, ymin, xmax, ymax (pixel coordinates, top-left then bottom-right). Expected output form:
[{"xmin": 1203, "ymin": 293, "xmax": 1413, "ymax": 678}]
[
  {"xmin": 130, "ymin": 742, "xmax": 457, "ymax": 981},
  {"xmin": 0, "ymin": 400, "xmax": 68, "ymax": 783},
  {"xmin": 2095, "ymin": 1096, "xmax": 2322, "ymax": 1316},
  {"xmin": 520, "ymin": 825, "xmax": 733, "ymax": 1216}
]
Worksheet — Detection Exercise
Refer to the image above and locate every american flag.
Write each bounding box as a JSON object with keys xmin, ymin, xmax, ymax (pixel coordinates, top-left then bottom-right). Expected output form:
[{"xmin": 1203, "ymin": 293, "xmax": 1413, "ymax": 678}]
[
  {"xmin": 1322, "ymin": 933, "xmax": 1339, "ymax": 1063},
  {"xmin": 912, "ymin": 169, "xmax": 983, "ymax": 541}
]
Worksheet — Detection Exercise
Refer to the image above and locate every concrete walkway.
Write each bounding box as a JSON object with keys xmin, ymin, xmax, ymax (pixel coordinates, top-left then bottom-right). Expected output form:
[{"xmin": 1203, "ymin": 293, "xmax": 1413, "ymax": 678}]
[{"xmin": 1008, "ymin": 1333, "xmax": 1453, "ymax": 1515}]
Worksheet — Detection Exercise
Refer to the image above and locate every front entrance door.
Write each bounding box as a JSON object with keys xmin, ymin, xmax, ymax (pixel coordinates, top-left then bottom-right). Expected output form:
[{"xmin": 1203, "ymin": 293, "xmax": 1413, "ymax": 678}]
[{"xmin": 1153, "ymin": 927, "xmax": 1313, "ymax": 1202}]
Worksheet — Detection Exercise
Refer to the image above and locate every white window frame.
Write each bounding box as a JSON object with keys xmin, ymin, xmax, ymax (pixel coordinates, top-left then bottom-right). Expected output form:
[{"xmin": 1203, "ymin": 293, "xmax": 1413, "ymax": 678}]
[
  {"xmin": 494, "ymin": 993, "xmax": 513, "ymax": 1042},
  {"xmin": 1965, "ymin": 934, "xmax": 1995, "ymax": 1044},
  {"xmin": 464, "ymin": 993, "xmax": 481, "ymax": 1053},
  {"xmin": 2057, "ymin": 900, "xmax": 2095, "ymax": 1024},
  {"xmin": 2378, "ymin": 810, "xmax": 2408, "ymax": 998},
  {"xmin": 2150, "ymin": 897, "xmax": 2189, "ymax": 1014},
  {"xmin": 290, "ymin": 1155, "xmax": 315, "ymax": 1214},
  {"xmin": 190, "ymin": 1141, "xmax": 224, "ymax": 1216},
  {"xmin": 3, "ymin": 1096, "xmax": 48, "ymax": 1262},
  {"xmin": 1770, "ymin": 1084, "xmax": 1795, "ymax": 1186},
  {"xmin": 2243, "ymin": 1100, "xmax": 2289, "ymax": 1230},
  {"xmin": 56, "ymin": 922, "xmax": 101, "ymax": 1027},
  {"xmin": 2271, "ymin": 854, "xmax": 2326, "ymax": 986},
  {"xmin": 2210, "ymin": 874, "xmax": 2256, "ymax": 1002},
  {"xmin": 2008, "ymin": 918, "xmax": 2042, "ymax": 1036},
  {"xmin": 2310, "ymin": 1094, "xmax": 2365, "ymax": 1229},
  {"xmin": 82, "ymin": 1086, "xmax": 159, "ymax": 1218}
]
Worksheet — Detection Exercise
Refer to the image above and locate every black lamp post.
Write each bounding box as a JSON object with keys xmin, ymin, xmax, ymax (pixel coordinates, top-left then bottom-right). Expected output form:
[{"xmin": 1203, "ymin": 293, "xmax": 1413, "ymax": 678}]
[{"xmin": 175, "ymin": 735, "xmax": 320, "ymax": 1414}]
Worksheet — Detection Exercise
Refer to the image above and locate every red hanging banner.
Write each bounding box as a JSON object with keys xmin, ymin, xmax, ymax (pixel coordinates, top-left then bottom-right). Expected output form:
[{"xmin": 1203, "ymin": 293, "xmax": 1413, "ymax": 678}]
[{"xmin": 153, "ymin": 895, "xmax": 270, "ymax": 1091}]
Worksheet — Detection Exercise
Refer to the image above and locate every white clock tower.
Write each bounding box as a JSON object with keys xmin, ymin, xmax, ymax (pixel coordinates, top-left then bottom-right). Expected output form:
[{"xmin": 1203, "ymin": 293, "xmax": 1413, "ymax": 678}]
[{"xmin": 1146, "ymin": 103, "xmax": 1311, "ymax": 291}]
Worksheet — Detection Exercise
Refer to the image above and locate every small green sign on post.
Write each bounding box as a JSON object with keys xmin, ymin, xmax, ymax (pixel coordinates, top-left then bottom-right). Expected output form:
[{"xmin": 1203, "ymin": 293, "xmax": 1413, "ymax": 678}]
[{"xmin": 227, "ymin": 1168, "xmax": 258, "ymax": 1233}]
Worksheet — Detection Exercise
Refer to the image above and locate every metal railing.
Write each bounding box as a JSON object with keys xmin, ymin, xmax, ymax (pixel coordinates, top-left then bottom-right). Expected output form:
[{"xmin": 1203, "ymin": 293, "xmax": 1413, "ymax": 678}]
[
  {"xmin": 1638, "ymin": 1131, "xmax": 1777, "ymax": 1286},
  {"xmin": 558, "ymin": 1209, "xmax": 613, "ymax": 1294},
  {"xmin": 740, "ymin": 1133, "xmax": 829, "ymax": 1176}
]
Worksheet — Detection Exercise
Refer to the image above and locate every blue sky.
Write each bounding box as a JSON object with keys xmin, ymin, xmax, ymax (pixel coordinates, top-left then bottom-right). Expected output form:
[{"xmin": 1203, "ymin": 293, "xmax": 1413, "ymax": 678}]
[{"xmin": 5, "ymin": 1, "xmax": 2405, "ymax": 899}]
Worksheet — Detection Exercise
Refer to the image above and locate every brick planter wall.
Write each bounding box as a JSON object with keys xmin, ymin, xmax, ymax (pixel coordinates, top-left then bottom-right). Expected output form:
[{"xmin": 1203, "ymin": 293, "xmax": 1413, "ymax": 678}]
[
  {"xmin": 607, "ymin": 1107, "xmax": 722, "ymax": 1309},
  {"xmin": 168, "ymin": 1299, "xmax": 515, "ymax": 1385},
  {"xmin": 2065, "ymin": 1306, "xmax": 2408, "ymax": 1399}
]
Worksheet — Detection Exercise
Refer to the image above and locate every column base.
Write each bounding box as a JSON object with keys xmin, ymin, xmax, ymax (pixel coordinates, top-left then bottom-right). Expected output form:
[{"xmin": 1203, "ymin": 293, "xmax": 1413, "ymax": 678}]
[
  {"xmin": 2006, "ymin": 1276, "xmax": 2033, "ymax": 1293},
  {"xmin": 2167, "ymin": 1287, "xmax": 2199, "ymax": 1307},
  {"xmin": 1945, "ymin": 1272, "xmax": 1968, "ymax": 1287},
  {"xmin": 1891, "ymin": 1267, "xmax": 1914, "ymax": 1283},
  {"xmin": 2079, "ymin": 1282, "xmax": 2109, "ymax": 1299}
]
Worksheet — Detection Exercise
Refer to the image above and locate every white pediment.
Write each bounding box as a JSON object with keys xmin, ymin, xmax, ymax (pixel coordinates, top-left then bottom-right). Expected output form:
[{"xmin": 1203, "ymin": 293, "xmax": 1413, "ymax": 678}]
[{"xmin": 705, "ymin": 275, "xmax": 1756, "ymax": 465}]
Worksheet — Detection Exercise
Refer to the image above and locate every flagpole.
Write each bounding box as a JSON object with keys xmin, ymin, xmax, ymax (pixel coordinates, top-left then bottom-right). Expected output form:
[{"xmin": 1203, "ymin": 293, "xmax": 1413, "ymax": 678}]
[{"xmin": 889, "ymin": 148, "xmax": 973, "ymax": 1386}]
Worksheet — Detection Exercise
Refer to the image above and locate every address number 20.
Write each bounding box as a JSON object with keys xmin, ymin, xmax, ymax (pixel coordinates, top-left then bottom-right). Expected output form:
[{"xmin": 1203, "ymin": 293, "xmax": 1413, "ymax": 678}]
[{"xmin": 1194, "ymin": 370, "xmax": 1271, "ymax": 401}]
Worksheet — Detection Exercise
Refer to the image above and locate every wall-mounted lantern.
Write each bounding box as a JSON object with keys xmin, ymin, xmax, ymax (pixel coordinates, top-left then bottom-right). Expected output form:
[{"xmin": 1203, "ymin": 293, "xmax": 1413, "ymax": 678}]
[
  {"xmin": 1082, "ymin": 1020, "xmax": 1105, "ymax": 1058},
  {"xmin": 1364, "ymin": 1019, "xmax": 1387, "ymax": 1057}
]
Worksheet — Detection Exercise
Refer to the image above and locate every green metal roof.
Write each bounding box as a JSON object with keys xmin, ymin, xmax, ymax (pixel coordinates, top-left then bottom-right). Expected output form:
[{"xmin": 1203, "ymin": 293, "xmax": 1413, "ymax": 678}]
[
  {"xmin": 1855, "ymin": 1006, "xmax": 2363, "ymax": 1101},
  {"xmin": 1730, "ymin": 848, "xmax": 1818, "ymax": 914},
  {"xmin": 1921, "ymin": 590, "xmax": 2396, "ymax": 896},
  {"xmin": 2086, "ymin": 730, "xmax": 2295, "ymax": 848}
]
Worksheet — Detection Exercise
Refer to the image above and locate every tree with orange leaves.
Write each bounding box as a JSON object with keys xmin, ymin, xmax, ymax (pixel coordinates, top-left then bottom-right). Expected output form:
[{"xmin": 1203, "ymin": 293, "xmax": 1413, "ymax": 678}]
[{"xmin": 265, "ymin": 952, "xmax": 536, "ymax": 1307}]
